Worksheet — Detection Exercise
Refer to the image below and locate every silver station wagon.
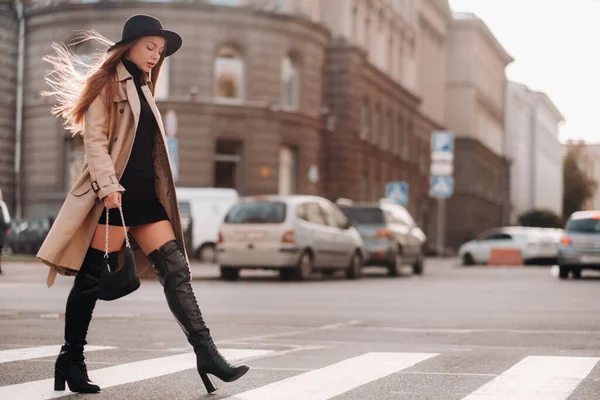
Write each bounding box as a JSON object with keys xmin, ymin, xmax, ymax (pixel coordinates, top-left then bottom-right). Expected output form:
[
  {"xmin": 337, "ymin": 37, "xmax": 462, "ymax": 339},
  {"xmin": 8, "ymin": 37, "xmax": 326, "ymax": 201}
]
[{"xmin": 217, "ymin": 195, "xmax": 366, "ymax": 281}]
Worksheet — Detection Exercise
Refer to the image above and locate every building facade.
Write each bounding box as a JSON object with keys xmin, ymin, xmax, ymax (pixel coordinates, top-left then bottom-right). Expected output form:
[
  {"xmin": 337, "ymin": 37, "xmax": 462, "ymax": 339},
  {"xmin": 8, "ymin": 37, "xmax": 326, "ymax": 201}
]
[
  {"xmin": 444, "ymin": 12, "xmax": 513, "ymax": 249},
  {"xmin": 19, "ymin": 0, "xmax": 329, "ymax": 218},
  {"xmin": 505, "ymin": 81, "xmax": 565, "ymax": 222},
  {"xmin": 0, "ymin": 3, "xmax": 18, "ymax": 214},
  {"xmin": 579, "ymin": 143, "xmax": 600, "ymax": 212}
]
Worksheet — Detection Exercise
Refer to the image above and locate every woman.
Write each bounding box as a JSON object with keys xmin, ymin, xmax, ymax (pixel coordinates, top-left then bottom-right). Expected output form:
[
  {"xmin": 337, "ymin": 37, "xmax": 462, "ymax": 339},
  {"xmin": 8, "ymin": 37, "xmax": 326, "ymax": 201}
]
[{"xmin": 36, "ymin": 14, "xmax": 248, "ymax": 394}]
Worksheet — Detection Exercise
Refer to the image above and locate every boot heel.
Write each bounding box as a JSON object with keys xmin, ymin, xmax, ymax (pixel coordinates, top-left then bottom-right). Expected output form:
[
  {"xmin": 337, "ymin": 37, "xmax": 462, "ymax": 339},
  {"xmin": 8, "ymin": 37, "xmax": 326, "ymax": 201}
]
[
  {"xmin": 200, "ymin": 372, "xmax": 217, "ymax": 393},
  {"xmin": 54, "ymin": 369, "xmax": 66, "ymax": 391}
]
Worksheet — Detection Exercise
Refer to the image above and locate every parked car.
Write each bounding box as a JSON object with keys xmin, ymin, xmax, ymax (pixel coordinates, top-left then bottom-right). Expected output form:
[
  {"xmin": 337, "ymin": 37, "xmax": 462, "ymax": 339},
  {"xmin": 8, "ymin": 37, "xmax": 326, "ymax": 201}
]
[
  {"xmin": 217, "ymin": 195, "xmax": 365, "ymax": 281},
  {"xmin": 557, "ymin": 211, "xmax": 600, "ymax": 279},
  {"xmin": 175, "ymin": 187, "xmax": 239, "ymax": 263},
  {"xmin": 458, "ymin": 226, "xmax": 558, "ymax": 266},
  {"xmin": 338, "ymin": 200, "xmax": 426, "ymax": 276},
  {"xmin": 4, "ymin": 220, "xmax": 28, "ymax": 255}
]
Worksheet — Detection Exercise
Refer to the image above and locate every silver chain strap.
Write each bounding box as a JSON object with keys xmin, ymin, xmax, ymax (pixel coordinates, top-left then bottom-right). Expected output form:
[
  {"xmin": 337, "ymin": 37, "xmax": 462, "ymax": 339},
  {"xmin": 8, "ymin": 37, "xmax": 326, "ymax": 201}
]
[{"xmin": 104, "ymin": 204, "xmax": 131, "ymax": 259}]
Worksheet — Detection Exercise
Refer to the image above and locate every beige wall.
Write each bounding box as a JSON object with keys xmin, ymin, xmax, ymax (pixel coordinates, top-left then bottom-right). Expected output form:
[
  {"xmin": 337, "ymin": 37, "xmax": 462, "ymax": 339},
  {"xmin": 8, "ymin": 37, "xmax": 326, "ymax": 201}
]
[
  {"xmin": 416, "ymin": 0, "xmax": 450, "ymax": 126},
  {"xmin": 319, "ymin": 0, "xmax": 419, "ymax": 90},
  {"xmin": 445, "ymin": 12, "xmax": 512, "ymax": 157},
  {"xmin": 505, "ymin": 81, "xmax": 565, "ymax": 221}
]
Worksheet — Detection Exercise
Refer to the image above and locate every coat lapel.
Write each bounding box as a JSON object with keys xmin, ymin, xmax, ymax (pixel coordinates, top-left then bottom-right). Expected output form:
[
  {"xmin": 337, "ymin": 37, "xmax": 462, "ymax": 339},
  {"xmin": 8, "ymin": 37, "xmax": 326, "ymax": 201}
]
[{"xmin": 126, "ymin": 79, "xmax": 141, "ymax": 133}]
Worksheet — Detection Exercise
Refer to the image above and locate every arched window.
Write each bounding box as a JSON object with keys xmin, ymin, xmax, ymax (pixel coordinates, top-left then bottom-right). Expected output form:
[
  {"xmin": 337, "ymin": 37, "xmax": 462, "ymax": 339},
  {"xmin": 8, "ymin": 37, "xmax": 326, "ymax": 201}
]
[
  {"xmin": 281, "ymin": 55, "xmax": 299, "ymax": 110},
  {"xmin": 214, "ymin": 45, "xmax": 244, "ymax": 102}
]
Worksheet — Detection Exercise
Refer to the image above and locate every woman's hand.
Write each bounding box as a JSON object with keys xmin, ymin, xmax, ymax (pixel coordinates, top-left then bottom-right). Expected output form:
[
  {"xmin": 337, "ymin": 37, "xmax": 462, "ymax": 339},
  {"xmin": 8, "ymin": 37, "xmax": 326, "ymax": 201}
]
[{"xmin": 103, "ymin": 191, "xmax": 122, "ymax": 209}]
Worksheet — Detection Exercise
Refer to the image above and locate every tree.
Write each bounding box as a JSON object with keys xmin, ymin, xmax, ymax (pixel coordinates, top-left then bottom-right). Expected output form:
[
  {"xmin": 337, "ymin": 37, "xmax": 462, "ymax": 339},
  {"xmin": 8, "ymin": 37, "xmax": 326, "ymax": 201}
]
[
  {"xmin": 518, "ymin": 209, "xmax": 563, "ymax": 228},
  {"xmin": 563, "ymin": 145, "xmax": 597, "ymax": 219}
]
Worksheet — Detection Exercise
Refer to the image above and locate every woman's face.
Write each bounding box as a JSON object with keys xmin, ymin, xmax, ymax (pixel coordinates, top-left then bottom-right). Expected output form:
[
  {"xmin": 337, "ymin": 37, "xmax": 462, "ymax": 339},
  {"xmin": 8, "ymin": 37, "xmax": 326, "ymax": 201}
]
[{"xmin": 126, "ymin": 36, "xmax": 166, "ymax": 74}]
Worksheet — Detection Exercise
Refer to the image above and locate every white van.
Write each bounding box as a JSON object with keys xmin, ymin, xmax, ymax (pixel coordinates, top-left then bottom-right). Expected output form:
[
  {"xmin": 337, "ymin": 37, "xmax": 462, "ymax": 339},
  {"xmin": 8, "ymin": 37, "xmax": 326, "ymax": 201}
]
[{"xmin": 175, "ymin": 187, "xmax": 239, "ymax": 262}]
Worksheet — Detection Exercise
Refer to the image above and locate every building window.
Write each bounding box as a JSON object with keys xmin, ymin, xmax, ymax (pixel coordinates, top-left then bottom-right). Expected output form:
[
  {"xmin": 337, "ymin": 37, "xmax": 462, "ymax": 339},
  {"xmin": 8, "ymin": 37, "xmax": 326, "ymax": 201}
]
[
  {"xmin": 398, "ymin": 41, "xmax": 403, "ymax": 80},
  {"xmin": 278, "ymin": 146, "xmax": 298, "ymax": 195},
  {"xmin": 404, "ymin": 120, "xmax": 412, "ymax": 161},
  {"xmin": 281, "ymin": 55, "xmax": 299, "ymax": 110},
  {"xmin": 360, "ymin": 97, "xmax": 370, "ymax": 140},
  {"xmin": 373, "ymin": 105, "xmax": 381, "ymax": 145},
  {"xmin": 382, "ymin": 111, "xmax": 392, "ymax": 150},
  {"xmin": 396, "ymin": 116, "xmax": 404, "ymax": 156},
  {"xmin": 214, "ymin": 139, "xmax": 243, "ymax": 191},
  {"xmin": 388, "ymin": 38, "xmax": 394, "ymax": 74},
  {"xmin": 210, "ymin": 0, "xmax": 240, "ymax": 6},
  {"xmin": 351, "ymin": 7, "xmax": 358, "ymax": 41},
  {"xmin": 155, "ymin": 57, "xmax": 170, "ymax": 101},
  {"xmin": 364, "ymin": 17, "xmax": 370, "ymax": 51},
  {"xmin": 214, "ymin": 45, "xmax": 244, "ymax": 103},
  {"xmin": 377, "ymin": 12, "xmax": 385, "ymax": 68},
  {"xmin": 64, "ymin": 135, "xmax": 85, "ymax": 192},
  {"xmin": 362, "ymin": 166, "xmax": 370, "ymax": 201}
]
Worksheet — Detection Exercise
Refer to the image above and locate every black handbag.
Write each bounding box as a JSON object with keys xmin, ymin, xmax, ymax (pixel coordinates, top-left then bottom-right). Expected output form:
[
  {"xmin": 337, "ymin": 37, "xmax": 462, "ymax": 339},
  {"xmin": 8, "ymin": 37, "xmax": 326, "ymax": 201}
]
[{"xmin": 97, "ymin": 205, "xmax": 140, "ymax": 301}]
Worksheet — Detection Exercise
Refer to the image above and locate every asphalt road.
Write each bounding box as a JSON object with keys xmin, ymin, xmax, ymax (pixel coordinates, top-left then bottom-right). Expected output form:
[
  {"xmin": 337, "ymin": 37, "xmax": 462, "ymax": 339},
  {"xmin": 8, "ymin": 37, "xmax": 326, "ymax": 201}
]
[{"xmin": 1, "ymin": 259, "xmax": 600, "ymax": 399}]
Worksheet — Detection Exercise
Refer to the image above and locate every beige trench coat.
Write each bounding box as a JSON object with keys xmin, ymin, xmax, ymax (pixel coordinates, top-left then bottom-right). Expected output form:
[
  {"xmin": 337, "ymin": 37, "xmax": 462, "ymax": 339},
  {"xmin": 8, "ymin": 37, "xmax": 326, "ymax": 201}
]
[{"xmin": 37, "ymin": 61, "xmax": 188, "ymax": 287}]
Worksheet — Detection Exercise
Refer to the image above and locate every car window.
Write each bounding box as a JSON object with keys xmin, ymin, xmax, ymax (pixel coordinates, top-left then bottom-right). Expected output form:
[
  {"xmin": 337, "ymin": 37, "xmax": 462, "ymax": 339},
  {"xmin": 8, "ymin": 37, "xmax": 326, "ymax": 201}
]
[
  {"xmin": 339, "ymin": 206, "xmax": 385, "ymax": 225},
  {"xmin": 486, "ymin": 233, "xmax": 512, "ymax": 240},
  {"xmin": 224, "ymin": 201, "xmax": 286, "ymax": 223},
  {"xmin": 321, "ymin": 202, "xmax": 349, "ymax": 229},
  {"xmin": 318, "ymin": 203, "xmax": 338, "ymax": 227},
  {"xmin": 296, "ymin": 203, "xmax": 307, "ymax": 221},
  {"xmin": 566, "ymin": 218, "xmax": 600, "ymax": 233},
  {"xmin": 305, "ymin": 202, "xmax": 326, "ymax": 225},
  {"xmin": 178, "ymin": 201, "xmax": 191, "ymax": 216},
  {"xmin": 478, "ymin": 230, "xmax": 497, "ymax": 240}
]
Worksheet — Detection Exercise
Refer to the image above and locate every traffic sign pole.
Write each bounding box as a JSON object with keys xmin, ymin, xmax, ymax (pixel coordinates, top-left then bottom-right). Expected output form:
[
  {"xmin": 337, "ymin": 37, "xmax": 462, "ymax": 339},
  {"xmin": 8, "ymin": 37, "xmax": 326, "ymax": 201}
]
[
  {"xmin": 430, "ymin": 131, "xmax": 454, "ymax": 257},
  {"xmin": 437, "ymin": 198, "xmax": 445, "ymax": 257}
]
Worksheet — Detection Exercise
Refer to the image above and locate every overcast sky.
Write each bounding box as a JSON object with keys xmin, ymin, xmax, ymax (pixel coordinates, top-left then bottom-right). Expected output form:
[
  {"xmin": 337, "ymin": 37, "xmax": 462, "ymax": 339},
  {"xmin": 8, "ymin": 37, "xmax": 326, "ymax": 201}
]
[{"xmin": 448, "ymin": 0, "xmax": 599, "ymax": 144}]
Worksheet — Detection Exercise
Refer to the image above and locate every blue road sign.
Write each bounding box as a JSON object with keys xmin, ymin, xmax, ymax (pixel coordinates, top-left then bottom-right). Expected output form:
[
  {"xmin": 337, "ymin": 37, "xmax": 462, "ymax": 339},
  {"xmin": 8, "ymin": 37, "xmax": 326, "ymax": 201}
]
[
  {"xmin": 167, "ymin": 137, "xmax": 179, "ymax": 182},
  {"xmin": 430, "ymin": 176, "xmax": 454, "ymax": 198},
  {"xmin": 431, "ymin": 131, "xmax": 454, "ymax": 154},
  {"xmin": 386, "ymin": 182, "xmax": 409, "ymax": 205}
]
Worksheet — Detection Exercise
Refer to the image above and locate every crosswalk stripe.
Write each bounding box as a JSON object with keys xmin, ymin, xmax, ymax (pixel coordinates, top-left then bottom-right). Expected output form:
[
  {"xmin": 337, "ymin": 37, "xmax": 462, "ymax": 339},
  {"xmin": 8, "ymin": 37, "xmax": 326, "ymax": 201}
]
[
  {"xmin": 0, "ymin": 348, "xmax": 272, "ymax": 400},
  {"xmin": 222, "ymin": 352, "xmax": 438, "ymax": 400},
  {"xmin": 461, "ymin": 355, "xmax": 600, "ymax": 400},
  {"xmin": 0, "ymin": 345, "xmax": 115, "ymax": 364}
]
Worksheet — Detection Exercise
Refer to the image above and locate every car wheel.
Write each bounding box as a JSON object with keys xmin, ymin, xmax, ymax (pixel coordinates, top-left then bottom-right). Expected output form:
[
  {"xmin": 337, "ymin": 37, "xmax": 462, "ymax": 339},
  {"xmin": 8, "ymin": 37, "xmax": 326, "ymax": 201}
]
[
  {"xmin": 198, "ymin": 243, "xmax": 217, "ymax": 263},
  {"xmin": 346, "ymin": 252, "xmax": 362, "ymax": 280},
  {"xmin": 558, "ymin": 266, "xmax": 569, "ymax": 279},
  {"xmin": 220, "ymin": 267, "xmax": 240, "ymax": 281},
  {"xmin": 413, "ymin": 252, "xmax": 425, "ymax": 275},
  {"xmin": 463, "ymin": 253, "xmax": 475, "ymax": 266},
  {"xmin": 292, "ymin": 252, "xmax": 313, "ymax": 281},
  {"xmin": 388, "ymin": 250, "xmax": 402, "ymax": 277},
  {"xmin": 572, "ymin": 268, "xmax": 582, "ymax": 279}
]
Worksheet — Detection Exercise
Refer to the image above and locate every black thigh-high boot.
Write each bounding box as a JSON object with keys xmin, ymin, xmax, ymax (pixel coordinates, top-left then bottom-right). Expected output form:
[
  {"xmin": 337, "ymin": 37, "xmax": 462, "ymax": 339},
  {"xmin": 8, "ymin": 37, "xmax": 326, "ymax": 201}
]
[
  {"xmin": 54, "ymin": 247, "xmax": 117, "ymax": 393},
  {"xmin": 148, "ymin": 240, "xmax": 249, "ymax": 393}
]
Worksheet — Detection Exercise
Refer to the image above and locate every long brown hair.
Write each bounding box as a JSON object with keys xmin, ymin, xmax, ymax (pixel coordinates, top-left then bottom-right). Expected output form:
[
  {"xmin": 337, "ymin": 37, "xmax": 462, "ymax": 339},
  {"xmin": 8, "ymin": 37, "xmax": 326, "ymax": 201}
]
[{"xmin": 42, "ymin": 30, "xmax": 165, "ymax": 136}]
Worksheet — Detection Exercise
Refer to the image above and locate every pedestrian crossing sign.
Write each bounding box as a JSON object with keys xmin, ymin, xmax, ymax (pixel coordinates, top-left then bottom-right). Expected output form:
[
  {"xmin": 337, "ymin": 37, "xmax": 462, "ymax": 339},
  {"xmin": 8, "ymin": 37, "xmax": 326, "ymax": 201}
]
[
  {"xmin": 430, "ymin": 175, "xmax": 454, "ymax": 198},
  {"xmin": 385, "ymin": 182, "xmax": 409, "ymax": 205}
]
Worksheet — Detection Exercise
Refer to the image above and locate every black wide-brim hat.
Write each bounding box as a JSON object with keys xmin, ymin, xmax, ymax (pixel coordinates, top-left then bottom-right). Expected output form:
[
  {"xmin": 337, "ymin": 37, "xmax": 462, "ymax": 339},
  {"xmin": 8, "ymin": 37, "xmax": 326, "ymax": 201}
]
[{"xmin": 107, "ymin": 14, "xmax": 182, "ymax": 57}]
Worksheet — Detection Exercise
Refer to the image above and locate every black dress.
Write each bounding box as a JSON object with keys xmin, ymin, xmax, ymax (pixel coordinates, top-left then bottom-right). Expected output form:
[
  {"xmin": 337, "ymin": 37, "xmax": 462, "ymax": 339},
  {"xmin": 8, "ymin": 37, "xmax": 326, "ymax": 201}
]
[{"xmin": 98, "ymin": 58, "xmax": 170, "ymax": 227}]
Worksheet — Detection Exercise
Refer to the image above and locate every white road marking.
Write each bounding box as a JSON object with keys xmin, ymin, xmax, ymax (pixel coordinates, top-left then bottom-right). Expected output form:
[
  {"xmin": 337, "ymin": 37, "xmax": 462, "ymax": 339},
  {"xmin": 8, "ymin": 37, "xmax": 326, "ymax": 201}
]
[
  {"xmin": 222, "ymin": 352, "xmax": 437, "ymax": 400},
  {"xmin": 461, "ymin": 355, "xmax": 599, "ymax": 400},
  {"xmin": 0, "ymin": 348, "xmax": 272, "ymax": 400},
  {"xmin": 0, "ymin": 345, "xmax": 114, "ymax": 364}
]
